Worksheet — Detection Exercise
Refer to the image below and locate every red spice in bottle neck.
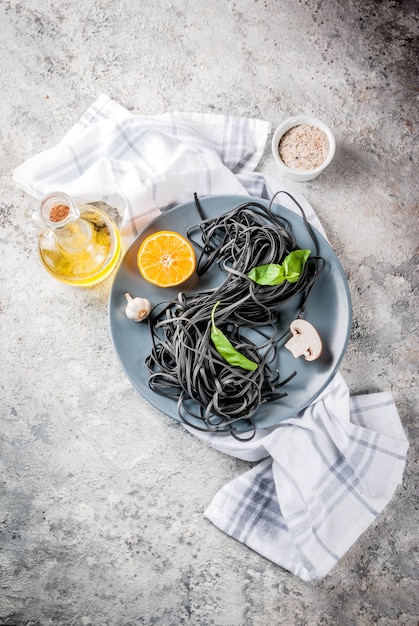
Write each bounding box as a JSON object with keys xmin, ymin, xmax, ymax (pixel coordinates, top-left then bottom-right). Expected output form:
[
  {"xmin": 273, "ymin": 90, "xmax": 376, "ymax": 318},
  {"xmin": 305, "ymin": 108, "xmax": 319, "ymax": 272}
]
[{"xmin": 49, "ymin": 204, "xmax": 70, "ymax": 222}]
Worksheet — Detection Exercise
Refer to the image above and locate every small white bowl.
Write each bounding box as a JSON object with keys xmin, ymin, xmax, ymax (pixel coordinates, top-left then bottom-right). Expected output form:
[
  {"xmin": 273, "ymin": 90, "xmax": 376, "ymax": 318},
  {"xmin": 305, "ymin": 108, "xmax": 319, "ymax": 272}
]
[{"xmin": 272, "ymin": 115, "xmax": 335, "ymax": 182}]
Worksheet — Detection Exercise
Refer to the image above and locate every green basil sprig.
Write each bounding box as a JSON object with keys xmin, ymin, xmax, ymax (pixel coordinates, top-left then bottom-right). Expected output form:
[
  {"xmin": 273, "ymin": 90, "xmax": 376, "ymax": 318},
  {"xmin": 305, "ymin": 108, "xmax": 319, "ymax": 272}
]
[
  {"xmin": 210, "ymin": 302, "xmax": 258, "ymax": 371},
  {"xmin": 247, "ymin": 249, "xmax": 311, "ymax": 286}
]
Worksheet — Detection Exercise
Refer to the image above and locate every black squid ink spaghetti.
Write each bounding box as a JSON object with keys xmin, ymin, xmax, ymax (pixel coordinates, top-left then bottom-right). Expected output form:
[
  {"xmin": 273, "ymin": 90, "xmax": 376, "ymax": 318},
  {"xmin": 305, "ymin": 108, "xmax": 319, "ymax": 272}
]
[{"xmin": 145, "ymin": 193, "xmax": 325, "ymax": 440}]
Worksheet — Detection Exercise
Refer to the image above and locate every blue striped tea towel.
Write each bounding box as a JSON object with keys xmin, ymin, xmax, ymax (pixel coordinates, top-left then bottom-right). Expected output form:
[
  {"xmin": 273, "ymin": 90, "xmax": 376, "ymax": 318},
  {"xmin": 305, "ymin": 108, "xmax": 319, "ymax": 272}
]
[
  {"xmin": 13, "ymin": 96, "xmax": 409, "ymax": 581},
  {"xmin": 13, "ymin": 94, "xmax": 270, "ymax": 246},
  {"xmin": 198, "ymin": 373, "xmax": 408, "ymax": 581}
]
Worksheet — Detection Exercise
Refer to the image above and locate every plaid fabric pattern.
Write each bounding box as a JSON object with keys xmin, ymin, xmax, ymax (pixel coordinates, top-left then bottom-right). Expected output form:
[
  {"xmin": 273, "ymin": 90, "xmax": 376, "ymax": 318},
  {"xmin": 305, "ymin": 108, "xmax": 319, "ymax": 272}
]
[
  {"xmin": 13, "ymin": 94, "xmax": 270, "ymax": 244},
  {"xmin": 14, "ymin": 97, "xmax": 409, "ymax": 581},
  {"xmin": 204, "ymin": 374, "xmax": 408, "ymax": 581}
]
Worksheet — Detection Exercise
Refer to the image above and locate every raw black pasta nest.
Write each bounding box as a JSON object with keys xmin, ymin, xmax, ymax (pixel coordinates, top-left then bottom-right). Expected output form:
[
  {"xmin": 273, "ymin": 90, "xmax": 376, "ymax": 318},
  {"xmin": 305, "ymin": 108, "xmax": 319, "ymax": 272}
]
[{"xmin": 145, "ymin": 197, "xmax": 324, "ymax": 440}]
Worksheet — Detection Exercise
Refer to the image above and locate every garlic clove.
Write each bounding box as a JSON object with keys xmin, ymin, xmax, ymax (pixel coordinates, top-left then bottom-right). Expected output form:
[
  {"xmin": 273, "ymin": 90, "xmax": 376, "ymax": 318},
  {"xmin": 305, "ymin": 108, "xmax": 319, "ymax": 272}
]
[{"xmin": 124, "ymin": 293, "xmax": 151, "ymax": 322}]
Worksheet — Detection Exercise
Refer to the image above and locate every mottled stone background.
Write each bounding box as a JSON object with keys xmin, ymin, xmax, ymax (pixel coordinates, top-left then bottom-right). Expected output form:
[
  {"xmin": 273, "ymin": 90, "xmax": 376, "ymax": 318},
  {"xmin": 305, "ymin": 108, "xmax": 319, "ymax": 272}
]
[{"xmin": 0, "ymin": 1, "xmax": 418, "ymax": 625}]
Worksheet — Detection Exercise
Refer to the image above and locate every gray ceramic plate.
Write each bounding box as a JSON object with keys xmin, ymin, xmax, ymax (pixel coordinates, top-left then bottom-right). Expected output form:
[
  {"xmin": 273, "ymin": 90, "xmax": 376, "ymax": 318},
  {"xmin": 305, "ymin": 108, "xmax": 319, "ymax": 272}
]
[{"xmin": 109, "ymin": 194, "xmax": 352, "ymax": 430}]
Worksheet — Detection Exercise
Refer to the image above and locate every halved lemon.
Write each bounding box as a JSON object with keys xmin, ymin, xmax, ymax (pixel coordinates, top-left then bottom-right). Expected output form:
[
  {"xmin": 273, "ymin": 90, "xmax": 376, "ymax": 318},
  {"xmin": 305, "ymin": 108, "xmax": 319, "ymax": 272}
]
[{"xmin": 137, "ymin": 230, "xmax": 196, "ymax": 287}]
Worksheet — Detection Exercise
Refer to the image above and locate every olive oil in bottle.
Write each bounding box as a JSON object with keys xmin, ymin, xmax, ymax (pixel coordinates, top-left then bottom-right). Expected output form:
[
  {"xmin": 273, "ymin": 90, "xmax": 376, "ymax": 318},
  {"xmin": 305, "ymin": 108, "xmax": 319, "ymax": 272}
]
[{"xmin": 33, "ymin": 192, "xmax": 121, "ymax": 286}]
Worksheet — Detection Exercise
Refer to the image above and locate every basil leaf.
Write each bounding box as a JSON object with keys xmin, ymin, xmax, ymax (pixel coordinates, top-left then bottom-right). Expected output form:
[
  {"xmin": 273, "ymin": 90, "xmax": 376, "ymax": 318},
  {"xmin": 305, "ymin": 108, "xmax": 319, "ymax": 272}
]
[
  {"xmin": 282, "ymin": 249, "xmax": 311, "ymax": 283},
  {"xmin": 210, "ymin": 302, "xmax": 258, "ymax": 371},
  {"xmin": 247, "ymin": 263, "xmax": 285, "ymax": 285},
  {"xmin": 247, "ymin": 249, "xmax": 310, "ymax": 286}
]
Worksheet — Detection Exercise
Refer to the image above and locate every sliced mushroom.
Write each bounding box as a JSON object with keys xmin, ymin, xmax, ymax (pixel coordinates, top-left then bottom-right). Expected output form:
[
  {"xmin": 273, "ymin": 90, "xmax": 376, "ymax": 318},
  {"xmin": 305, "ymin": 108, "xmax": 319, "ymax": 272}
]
[{"xmin": 284, "ymin": 319, "xmax": 322, "ymax": 361}]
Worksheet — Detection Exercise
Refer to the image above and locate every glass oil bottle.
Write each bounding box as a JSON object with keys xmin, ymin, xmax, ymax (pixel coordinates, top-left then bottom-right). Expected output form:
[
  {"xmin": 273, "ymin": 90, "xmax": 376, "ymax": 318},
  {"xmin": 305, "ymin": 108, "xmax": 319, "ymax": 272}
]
[{"xmin": 33, "ymin": 191, "xmax": 121, "ymax": 286}]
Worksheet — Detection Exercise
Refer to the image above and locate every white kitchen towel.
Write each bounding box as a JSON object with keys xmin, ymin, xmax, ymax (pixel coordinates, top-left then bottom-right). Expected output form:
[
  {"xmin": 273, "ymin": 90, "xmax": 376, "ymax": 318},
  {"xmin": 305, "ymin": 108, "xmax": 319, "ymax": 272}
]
[
  {"xmin": 202, "ymin": 373, "xmax": 408, "ymax": 581},
  {"xmin": 13, "ymin": 96, "xmax": 409, "ymax": 581},
  {"xmin": 13, "ymin": 93, "xmax": 270, "ymax": 246}
]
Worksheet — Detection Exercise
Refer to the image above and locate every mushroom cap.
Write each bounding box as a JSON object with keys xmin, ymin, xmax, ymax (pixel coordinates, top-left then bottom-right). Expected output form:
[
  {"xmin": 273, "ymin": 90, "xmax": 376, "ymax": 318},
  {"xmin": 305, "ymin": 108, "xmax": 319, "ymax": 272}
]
[{"xmin": 285, "ymin": 319, "xmax": 323, "ymax": 361}]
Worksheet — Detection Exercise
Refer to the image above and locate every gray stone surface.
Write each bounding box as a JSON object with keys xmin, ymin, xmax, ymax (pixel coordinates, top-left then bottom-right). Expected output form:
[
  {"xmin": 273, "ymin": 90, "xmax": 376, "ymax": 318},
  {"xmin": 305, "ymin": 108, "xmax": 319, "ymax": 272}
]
[{"xmin": 0, "ymin": 0, "xmax": 418, "ymax": 625}]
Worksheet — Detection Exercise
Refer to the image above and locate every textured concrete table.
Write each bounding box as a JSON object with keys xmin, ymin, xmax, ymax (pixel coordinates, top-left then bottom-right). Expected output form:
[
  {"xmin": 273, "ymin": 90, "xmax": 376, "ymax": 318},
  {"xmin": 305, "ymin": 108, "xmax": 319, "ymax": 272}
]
[{"xmin": 1, "ymin": 1, "xmax": 417, "ymax": 625}]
